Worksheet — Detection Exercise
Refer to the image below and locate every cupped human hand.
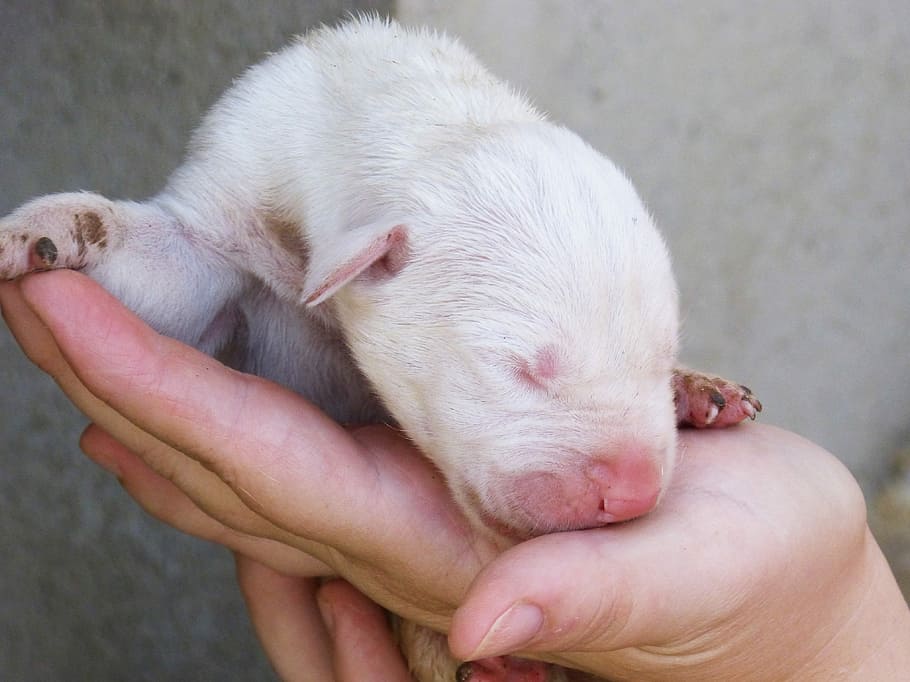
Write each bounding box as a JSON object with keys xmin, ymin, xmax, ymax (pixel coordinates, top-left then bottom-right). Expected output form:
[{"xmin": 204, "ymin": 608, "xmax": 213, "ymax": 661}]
[
  {"xmin": 0, "ymin": 271, "xmax": 497, "ymax": 635},
  {"xmin": 3, "ymin": 271, "xmax": 908, "ymax": 681}
]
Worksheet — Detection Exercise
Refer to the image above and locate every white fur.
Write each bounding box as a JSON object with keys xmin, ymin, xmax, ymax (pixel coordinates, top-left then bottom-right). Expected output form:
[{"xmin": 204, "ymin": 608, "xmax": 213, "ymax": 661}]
[{"xmin": 2, "ymin": 17, "xmax": 681, "ymax": 681}]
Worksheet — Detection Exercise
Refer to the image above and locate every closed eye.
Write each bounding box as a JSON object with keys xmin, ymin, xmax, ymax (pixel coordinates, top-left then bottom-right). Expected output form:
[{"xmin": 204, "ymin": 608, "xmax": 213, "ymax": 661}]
[{"xmin": 510, "ymin": 343, "xmax": 564, "ymax": 394}]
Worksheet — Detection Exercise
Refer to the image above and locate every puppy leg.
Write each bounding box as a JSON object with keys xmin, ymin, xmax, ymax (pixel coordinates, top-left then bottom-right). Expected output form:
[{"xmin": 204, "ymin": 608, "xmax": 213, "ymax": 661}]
[{"xmin": 0, "ymin": 191, "xmax": 246, "ymax": 353}]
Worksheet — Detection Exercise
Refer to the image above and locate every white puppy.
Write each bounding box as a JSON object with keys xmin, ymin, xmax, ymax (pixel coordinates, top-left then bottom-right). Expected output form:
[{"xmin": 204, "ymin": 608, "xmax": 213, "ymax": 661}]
[{"xmin": 1, "ymin": 17, "xmax": 760, "ymax": 682}]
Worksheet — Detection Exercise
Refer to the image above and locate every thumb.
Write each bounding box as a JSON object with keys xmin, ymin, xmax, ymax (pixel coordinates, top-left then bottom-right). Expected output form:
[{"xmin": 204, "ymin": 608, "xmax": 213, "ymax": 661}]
[
  {"xmin": 447, "ymin": 480, "xmax": 765, "ymax": 671},
  {"xmin": 448, "ymin": 529, "xmax": 669, "ymax": 663}
]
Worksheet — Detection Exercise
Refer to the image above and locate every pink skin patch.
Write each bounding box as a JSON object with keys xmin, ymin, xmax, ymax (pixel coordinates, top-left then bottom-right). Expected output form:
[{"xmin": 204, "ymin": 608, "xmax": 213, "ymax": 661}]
[{"xmin": 481, "ymin": 444, "xmax": 664, "ymax": 539}]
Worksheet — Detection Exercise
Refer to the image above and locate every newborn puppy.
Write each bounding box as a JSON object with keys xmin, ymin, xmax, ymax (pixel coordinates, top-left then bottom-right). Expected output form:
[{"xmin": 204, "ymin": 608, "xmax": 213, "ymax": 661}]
[{"xmin": 0, "ymin": 17, "xmax": 760, "ymax": 682}]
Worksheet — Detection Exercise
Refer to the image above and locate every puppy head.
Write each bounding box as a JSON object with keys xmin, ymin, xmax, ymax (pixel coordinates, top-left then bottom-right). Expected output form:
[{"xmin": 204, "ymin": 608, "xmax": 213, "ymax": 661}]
[{"xmin": 307, "ymin": 123, "xmax": 680, "ymax": 538}]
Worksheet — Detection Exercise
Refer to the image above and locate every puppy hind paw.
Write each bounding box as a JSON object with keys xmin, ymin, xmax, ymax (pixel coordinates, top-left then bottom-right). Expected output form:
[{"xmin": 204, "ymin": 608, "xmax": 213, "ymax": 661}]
[
  {"xmin": 0, "ymin": 233, "xmax": 54, "ymax": 279},
  {"xmin": 0, "ymin": 193, "xmax": 115, "ymax": 280},
  {"xmin": 456, "ymin": 656, "xmax": 551, "ymax": 682}
]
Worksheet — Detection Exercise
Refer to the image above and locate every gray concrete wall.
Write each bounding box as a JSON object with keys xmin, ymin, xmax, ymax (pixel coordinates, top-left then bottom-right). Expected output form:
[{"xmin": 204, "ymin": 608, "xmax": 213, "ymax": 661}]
[
  {"xmin": 0, "ymin": 2, "xmax": 389, "ymax": 680},
  {"xmin": 398, "ymin": 0, "xmax": 910, "ymax": 487},
  {"xmin": 1, "ymin": 2, "xmax": 908, "ymax": 678}
]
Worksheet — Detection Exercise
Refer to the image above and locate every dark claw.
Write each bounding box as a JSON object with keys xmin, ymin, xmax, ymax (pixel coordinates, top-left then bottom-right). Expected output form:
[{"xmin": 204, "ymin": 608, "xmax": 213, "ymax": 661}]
[
  {"xmin": 455, "ymin": 662, "xmax": 473, "ymax": 681},
  {"xmin": 35, "ymin": 237, "xmax": 58, "ymax": 266},
  {"xmin": 709, "ymin": 390, "xmax": 726, "ymax": 409}
]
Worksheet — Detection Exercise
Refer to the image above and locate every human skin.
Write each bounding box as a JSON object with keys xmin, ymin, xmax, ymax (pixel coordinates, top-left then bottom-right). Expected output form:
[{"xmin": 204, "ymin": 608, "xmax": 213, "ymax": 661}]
[{"xmin": 2, "ymin": 271, "xmax": 909, "ymax": 681}]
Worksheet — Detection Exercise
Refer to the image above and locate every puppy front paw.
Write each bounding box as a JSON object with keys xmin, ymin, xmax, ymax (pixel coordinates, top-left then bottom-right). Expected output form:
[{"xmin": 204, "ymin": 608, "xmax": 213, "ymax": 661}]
[{"xmin": 673, "ymin": 368, "xmax": 762, "ymax": 428}]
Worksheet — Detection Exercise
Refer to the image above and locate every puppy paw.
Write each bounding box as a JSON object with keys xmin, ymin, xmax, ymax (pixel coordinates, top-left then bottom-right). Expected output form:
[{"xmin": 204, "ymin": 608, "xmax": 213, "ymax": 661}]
[
  {"xmin": 673, "ymin": 368, "xmax": 762, "ymax": 428},
  {"xmin": 0, "ymin": 192, "xmax": 116, "ymax": 280},
  {"xmin": 456, "ymin": 656, "xmax": 551, "ymax": 682}
]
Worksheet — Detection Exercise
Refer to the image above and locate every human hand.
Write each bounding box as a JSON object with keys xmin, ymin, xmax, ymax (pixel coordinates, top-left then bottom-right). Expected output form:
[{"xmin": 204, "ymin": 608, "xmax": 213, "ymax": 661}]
[
  {"xmin": 235, "ymin": 556, "xmax": 412, "ymax": 681},
  {"xmin": 448, "ymin": 427, "xmax": 910, "ymax": 680},
  {"xmin": 3, "ymin": 271, "xmax": 908, "ymax": 681},
  {"xmin": 0, "ymin": 271, "xmax": 497, "ymax": 635},
  {"xmin": 237, "ymin": 425, "xmax": 910, "ymax": 682}
]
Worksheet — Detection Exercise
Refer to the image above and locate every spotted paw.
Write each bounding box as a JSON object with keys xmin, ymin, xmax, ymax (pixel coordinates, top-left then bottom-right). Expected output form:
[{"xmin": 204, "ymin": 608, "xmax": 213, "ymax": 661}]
[
  {"xmin": 673, "ymin": 368, "xmax": 762, "ymax": 428},
  {"xmin": 0, "ymin": 192, "xmax": 116, "ymax": 280}
]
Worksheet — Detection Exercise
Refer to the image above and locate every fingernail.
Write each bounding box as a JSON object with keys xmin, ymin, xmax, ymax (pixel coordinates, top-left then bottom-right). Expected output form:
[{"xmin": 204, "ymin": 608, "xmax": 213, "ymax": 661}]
[{"xmin": 468, "ymin": 602, "xmax": 543, "ymax": 659}]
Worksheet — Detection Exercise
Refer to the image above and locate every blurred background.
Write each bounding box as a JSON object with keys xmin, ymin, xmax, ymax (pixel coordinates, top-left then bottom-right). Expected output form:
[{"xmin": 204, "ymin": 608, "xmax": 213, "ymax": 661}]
[{"xmin": 1, "ymin": 1, "xmax": 907, "ymax": 679}]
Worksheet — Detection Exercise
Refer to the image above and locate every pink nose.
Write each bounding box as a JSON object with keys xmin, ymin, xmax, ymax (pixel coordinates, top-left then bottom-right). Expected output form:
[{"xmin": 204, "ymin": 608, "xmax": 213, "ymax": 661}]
[
  {"xmin": 587, "ymin": 456, "xmax": 663, "ymax": 522},
  {"xmin": 502, "ymin": 448, "xmax": 664, "ymax": 535}
]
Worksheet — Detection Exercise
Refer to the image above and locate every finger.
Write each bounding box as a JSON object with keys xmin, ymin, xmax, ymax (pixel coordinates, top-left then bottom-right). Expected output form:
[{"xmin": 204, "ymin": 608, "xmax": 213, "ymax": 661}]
[
  {"xmin": 7, "ymin": 271, "xmax": 351, "ymax": 546},
  {"xmin": 17, "ymin": 271, "xmax": 487, "ymax": 610},
  {"xmin": 235, "ymin": 555, "xmax": 335, "ymax": 681},
  {"xmin": 18, "ymin": 272, "xmax": 471, "ymax": 559},
  {"xmin": 4, "ymin": 275, "xmax": 254, "ymax": 533},
  {"xmin": 0, "ymin": 278, "xmax": 70, "ymax": 377},
  {"xmin": 317, "ymin": 579, "xmax": 413, "ymax": 682},
  {"xmin": 82, "ymin": 424, "xmax": 332, "ymax": 577},
  {"xmin": 17, "ymin": 270, "xmax": 358, "ymax": 529},
  {"xmin": 449, "ymin": 528, "xmax": 671, "ymax": 668}
]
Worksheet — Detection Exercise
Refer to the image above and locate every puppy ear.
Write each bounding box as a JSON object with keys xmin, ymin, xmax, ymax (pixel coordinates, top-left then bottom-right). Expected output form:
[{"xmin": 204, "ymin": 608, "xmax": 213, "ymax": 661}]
[{"xmin": 302, "ymin": 222, "xmax": 409, "ymax": 307}]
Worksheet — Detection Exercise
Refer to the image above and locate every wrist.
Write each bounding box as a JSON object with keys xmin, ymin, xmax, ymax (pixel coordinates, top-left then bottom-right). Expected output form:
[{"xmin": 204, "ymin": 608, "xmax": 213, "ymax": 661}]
[{"xmin": 792, "ymin": 528, "xmax": 910, "ymax": 680}]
